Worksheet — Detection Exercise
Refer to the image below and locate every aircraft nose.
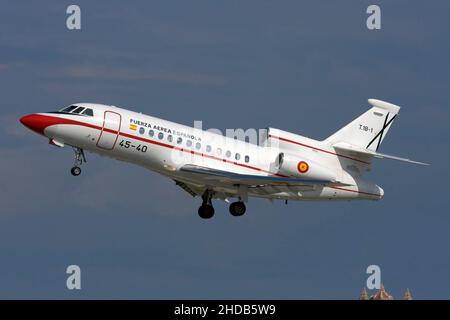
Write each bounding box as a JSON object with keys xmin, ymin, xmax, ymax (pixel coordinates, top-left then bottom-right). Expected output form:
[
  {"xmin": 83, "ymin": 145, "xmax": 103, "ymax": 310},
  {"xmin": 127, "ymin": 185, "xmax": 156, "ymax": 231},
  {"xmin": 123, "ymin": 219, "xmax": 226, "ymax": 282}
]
[{"xmin": 20, "ymin": 113, "xmax": 48, "ymax": 136}]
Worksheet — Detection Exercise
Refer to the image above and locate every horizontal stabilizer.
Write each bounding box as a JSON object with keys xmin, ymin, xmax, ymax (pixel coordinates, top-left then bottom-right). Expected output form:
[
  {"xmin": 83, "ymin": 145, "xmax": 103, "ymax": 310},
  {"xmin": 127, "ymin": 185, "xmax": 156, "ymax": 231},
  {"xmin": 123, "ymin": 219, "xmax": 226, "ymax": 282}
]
[{"xmin": 333, "ymin": 142, "xmax": 429, "ymax": 166}]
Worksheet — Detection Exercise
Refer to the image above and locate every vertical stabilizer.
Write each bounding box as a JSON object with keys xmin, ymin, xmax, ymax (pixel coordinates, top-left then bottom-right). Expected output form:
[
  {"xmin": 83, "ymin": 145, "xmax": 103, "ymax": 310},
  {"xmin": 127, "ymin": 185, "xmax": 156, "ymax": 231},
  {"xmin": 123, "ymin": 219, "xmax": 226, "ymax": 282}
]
[{"xmin": 324, "ymin": 99, "xmax": 400, "ymax": 151}]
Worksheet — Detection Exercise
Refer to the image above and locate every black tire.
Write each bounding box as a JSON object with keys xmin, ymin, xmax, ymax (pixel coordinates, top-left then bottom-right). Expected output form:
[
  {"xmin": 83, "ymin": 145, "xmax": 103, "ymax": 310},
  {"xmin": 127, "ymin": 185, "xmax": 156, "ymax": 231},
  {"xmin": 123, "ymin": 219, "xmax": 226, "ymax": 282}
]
[
  {"xmin": 71, "ymin": 166, "xmax": 81, "ymax": 176},
  {"xmin": 229, "ymin": 202, "xmax": 246, "ymax": 216},
  {"xmin": 198, "ymin": 204, "xmax": 215, "ymax": 219}
]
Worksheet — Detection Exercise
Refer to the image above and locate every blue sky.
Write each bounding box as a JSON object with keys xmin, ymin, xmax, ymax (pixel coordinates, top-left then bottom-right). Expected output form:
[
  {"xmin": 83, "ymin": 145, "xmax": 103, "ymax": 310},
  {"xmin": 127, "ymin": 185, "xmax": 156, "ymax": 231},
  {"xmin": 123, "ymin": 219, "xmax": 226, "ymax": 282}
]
[{"xmin": 0, "ymin": 1, "xmax": 449, "ymax": 299}]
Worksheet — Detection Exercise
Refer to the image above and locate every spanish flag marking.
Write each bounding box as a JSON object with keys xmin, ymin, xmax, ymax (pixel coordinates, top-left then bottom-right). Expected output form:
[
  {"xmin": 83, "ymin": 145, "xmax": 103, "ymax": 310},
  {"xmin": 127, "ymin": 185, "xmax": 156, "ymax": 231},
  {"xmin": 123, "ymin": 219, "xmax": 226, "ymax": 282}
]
[{"xmin": 129, "ymin": 124, "xmax": 137, "ymax": 131}]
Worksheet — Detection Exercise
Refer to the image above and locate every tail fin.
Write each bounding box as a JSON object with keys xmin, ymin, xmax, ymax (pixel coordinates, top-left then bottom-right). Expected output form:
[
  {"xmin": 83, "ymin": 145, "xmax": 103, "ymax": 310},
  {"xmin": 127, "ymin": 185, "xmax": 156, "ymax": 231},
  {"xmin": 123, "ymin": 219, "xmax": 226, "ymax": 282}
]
[{"xmin": 324, "ymin": 99, "xmax": 400, "ymax": 151}]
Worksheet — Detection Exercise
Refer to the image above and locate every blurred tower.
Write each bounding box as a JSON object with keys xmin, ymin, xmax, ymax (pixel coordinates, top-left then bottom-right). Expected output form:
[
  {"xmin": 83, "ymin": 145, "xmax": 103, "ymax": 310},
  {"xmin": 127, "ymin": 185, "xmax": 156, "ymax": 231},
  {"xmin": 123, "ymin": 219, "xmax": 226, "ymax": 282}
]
[
  {"xmin": 360, "ymin": 284, "xmax": 413, "ymax": 300},
  {"xmin": 359, "ymin": 288, "xmax": 369, "ymax": 300},
  {"xmin": 369, "ymin": 284, "xmax": 394, "ymax": 300},
  {"xmin": 403, "ymin": 288, "xmax": 413, "ymax": 300}
]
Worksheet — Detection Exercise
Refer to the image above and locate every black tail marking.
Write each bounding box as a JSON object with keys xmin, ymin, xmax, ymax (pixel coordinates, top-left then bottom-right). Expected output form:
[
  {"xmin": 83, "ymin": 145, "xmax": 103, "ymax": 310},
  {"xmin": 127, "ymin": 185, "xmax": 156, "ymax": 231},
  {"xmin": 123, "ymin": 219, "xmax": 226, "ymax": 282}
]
[{"xmin": 366, "ymin": 113, "xmax": 397, "ymax": 151}]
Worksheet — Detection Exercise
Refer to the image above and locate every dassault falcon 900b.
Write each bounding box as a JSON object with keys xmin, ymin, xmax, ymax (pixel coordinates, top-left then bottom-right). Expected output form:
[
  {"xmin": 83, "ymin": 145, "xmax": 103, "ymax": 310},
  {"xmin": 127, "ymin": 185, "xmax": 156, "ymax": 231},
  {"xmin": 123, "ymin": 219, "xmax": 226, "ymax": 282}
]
[{"xmin": 20, "ymin": 99, "xmax": 428, "ymax": 219}]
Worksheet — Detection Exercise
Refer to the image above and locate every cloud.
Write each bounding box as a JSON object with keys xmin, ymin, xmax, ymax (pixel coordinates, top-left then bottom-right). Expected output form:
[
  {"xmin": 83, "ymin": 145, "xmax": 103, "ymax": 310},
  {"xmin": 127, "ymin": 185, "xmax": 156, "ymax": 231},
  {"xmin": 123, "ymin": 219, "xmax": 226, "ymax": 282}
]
[
  {"xmin": 69, "ymin": 158, "xmax": 195, "ymax": 216},
  {"xmin": 61, "ymin": 65, "xmax": 226, "ymax": 86},
  {"xmin": 0, "ymin": 114, "xmax": 29, "ymax": 137},
  {"xmin": 0, "ymin": 0, "xmax": 449, "ymax": 299},
  {"xmin": 0, "ymin": 144, "xmax": 195, "ymax": 217},
  {"xmin": 0, "ymin": 146, "xmax": 66, "ymax": 214}
]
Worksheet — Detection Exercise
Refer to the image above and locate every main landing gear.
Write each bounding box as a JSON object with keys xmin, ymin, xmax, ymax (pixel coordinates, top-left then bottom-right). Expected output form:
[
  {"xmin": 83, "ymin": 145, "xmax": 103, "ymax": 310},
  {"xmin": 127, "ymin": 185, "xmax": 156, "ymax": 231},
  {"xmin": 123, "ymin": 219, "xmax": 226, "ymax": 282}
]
[
  {"xmin": 229, "ymin": 201, "xmax": 246, "ymax": 217},
  {"xmin": 70, "ymin": 147, "xmax": 86, "ymax": 176},
  {"xmin": 198, "ymin": 190, "xmax": 215, "ymax": 219},
  {"xmin": 197, "ymin": 190, "xmax": 248, "ymax": 219}
]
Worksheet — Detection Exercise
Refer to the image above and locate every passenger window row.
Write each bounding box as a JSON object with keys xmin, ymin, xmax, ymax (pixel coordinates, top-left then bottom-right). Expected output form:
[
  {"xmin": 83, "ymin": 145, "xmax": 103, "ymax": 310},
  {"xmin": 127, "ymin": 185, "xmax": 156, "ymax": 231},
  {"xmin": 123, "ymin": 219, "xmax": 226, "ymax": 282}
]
[{"xmin": 138, "ymin": 126, "xmax": 250, "ymax": 163}]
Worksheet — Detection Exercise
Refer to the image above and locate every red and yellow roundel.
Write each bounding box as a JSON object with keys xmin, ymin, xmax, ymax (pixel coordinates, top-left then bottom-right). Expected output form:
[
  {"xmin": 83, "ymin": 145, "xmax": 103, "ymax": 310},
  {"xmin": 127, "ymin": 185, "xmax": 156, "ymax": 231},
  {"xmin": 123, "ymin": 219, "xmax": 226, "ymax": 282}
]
[{"xmin": 297, "ymin": 161, "xmax": 309, "ymax": 174}]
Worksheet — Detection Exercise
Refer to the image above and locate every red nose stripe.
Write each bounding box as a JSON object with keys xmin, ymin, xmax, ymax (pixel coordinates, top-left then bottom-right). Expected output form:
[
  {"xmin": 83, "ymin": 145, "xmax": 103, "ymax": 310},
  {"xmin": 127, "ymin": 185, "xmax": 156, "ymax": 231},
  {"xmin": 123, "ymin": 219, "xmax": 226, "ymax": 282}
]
[
  {"xmin": 19, "ymin": 114, "xmax": 98, "ymax": 136},
  {"xmin": 20, "ymin": 114, "xmax": 54, "ymax": 136}
]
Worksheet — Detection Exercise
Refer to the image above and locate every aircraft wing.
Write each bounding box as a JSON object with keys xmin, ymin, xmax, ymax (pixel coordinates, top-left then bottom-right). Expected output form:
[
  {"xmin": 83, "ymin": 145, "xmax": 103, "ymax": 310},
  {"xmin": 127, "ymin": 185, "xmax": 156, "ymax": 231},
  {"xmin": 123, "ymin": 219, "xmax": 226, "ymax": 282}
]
[{"xmin": 179, "ymin": 164, "xmax": 338, "ymax": 187}]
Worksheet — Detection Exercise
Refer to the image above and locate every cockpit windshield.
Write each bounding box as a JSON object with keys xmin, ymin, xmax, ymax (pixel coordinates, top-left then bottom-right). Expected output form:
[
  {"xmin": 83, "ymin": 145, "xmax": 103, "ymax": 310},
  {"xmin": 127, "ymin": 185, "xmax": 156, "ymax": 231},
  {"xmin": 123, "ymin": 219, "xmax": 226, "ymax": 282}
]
[
  {"xmin": 60, "ymin": 105, "xmax": 78, "ymax": 113},
  {"xmin": 82, "ymin": 108, "xmax": 94, "ymax": 116},
  {"xmin": 59, "ymin": 105, "xmax": 94, "ymax": 117},
  {"xmin": 72, "ymin": 106, "xmax": 85, "ymax": 114}
]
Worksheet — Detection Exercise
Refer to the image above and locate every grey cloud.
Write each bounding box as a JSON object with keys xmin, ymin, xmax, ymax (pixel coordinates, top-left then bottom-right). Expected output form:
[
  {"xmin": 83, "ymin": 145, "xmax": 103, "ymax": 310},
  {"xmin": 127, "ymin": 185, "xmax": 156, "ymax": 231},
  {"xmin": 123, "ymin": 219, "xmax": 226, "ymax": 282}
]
[
  {"xmin": 0, "ymin": 0, "xmax": 449, "ymax": 299},
  {"xmin": 0, "ymin": 144, "xmax": 194, "ymax": 217},
  {"xmin": 0, "ymin": 114, "xmax": 29, "ymax": 137},
  {"xmin": 61, "ymin": 65, "xmax": 227, "ymax": 86}
]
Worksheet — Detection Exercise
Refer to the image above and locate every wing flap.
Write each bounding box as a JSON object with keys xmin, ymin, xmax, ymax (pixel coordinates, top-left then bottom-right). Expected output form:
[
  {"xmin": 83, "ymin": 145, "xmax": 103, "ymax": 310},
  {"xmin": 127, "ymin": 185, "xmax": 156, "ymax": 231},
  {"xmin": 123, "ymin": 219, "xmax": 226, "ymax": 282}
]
[{"xmin": 179, "ymin": 164, "xmax": 341, "ymax": 187}]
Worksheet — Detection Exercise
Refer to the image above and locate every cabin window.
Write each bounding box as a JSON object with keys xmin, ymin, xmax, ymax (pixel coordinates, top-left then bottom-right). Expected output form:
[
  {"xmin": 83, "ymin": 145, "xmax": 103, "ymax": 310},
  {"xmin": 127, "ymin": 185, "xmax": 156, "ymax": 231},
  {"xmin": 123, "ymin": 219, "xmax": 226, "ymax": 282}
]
[
  {"xmin": 139, "ymin": 127, "xmax": 145, "ymax": 134},
  {"xmin": 158, "ymin": 132, "xmax": 164, "ymax": 139},
  {"xmin": 167, "ymin": 135, "xmax": 173, "ymax": 143},
  {"xmin": 245, "ymin": 155, "xmax": 250, "ymax": 163},
  {"xmin": 225, "ymin": 150, "xmax": 231, "ymax": 158},
  {"xmin": 206, "ymin": 145, "xmax": 212, "ymax": 153},
  {"xmin": 177, "ymin": 137, "xmax": 182, "ymax": 144},
  {"xmin": 235, "ymin": 153, "xmax": 240, "ymax": 161},
  {"xmin": 149, "ymin": 130, "xmax": 154, "ymax": 137},
  {"xmin": 195, "ymin": 142, "xmax": 201, "ymax": 150},
  {"xmin": 186, "ymin": 140, "xmax": 192, "ymax": 147}
]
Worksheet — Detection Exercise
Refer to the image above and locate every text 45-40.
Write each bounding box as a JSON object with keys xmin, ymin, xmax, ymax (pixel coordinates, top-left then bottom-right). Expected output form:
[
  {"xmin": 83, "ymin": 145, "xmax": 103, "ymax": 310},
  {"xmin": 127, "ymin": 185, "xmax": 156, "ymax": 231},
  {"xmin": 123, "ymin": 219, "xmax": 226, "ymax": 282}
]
[{"xmin": 119, "ymin": 140, "xmax": 148, "ymax": 152}]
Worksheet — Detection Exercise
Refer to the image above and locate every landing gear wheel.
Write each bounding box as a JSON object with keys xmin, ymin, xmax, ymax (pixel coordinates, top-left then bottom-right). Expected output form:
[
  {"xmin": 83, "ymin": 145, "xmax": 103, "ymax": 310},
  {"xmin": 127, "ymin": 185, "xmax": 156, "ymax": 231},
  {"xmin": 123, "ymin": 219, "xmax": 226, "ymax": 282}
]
[
  {"xmin": 198, "ymin": 189, "xmax": 215, "ymax": 219},
  {"xmin": 70, "ymin": 147, "xmax": 86, "ymax": 177},
  {"xmin": 198, "ymin": 204, "xmax": 215, "ymax": 219},
  {"xmin": 229, "ymin": 201, "xmax": 246, "ymax": 216},
  {"xmin": 71, "ymin": 166, "xmax": 81, "ymax": 176}
]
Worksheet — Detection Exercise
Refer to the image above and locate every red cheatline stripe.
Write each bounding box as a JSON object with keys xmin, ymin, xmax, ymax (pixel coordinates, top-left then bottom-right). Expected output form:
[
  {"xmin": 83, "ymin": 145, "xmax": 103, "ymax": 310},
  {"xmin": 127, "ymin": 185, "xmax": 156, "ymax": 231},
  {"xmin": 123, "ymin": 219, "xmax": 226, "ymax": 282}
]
[
  {"xmin": 39, "ymin": 115, "xmax": 382, "ymax": 196},
  {"xmin": 40, "ymin": 115, "xmax": 287, "ymax": 177},
  {"xmin": 330, "ymin": 186, "xmax": 381, "ymax": 198},
  {"xmin": 268, "ymin": 134, "xmax": 370, "ymax": 165},
  {"xmin": 117, "ymin": 130, "xmax": 287, "ymax": 177}
]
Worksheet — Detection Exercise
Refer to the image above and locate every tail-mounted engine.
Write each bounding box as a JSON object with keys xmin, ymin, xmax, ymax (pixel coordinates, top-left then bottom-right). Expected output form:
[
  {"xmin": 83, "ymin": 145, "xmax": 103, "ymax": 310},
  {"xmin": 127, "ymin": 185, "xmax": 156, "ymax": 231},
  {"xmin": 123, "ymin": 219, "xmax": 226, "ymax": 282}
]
[{"xmin": 275, "ymin": 153, "xmax": 336, "ymax": 182}]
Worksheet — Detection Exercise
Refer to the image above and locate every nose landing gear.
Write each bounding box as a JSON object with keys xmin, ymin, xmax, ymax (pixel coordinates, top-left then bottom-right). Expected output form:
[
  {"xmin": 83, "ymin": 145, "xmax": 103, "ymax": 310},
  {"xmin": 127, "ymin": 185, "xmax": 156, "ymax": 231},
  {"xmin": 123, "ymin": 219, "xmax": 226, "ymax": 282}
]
[
  {"xmin": 71, "ymin": 147, "xmax": 86, "ymax": 176},
  {"xmin": 70, "ymin": 166, "xmax": 81, "ymax": 176}
]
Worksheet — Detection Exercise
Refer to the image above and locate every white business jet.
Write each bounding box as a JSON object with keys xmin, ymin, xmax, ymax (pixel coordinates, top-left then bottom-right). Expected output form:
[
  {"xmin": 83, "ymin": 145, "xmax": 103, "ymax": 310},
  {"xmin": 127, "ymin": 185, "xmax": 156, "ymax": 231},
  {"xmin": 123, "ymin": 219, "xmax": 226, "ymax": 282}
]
[{"xmin": 20, "ymin": 99, "xmax": 427, "ymax": 219}]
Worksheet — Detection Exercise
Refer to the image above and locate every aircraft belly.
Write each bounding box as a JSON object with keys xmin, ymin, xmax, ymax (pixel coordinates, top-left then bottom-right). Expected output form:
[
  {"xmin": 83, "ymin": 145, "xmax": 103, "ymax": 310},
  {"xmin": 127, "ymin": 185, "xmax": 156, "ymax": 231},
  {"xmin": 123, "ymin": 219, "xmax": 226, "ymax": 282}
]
[{"xmin": 248, "ymin": 185, "xmax": 321, "ymax": 200}]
